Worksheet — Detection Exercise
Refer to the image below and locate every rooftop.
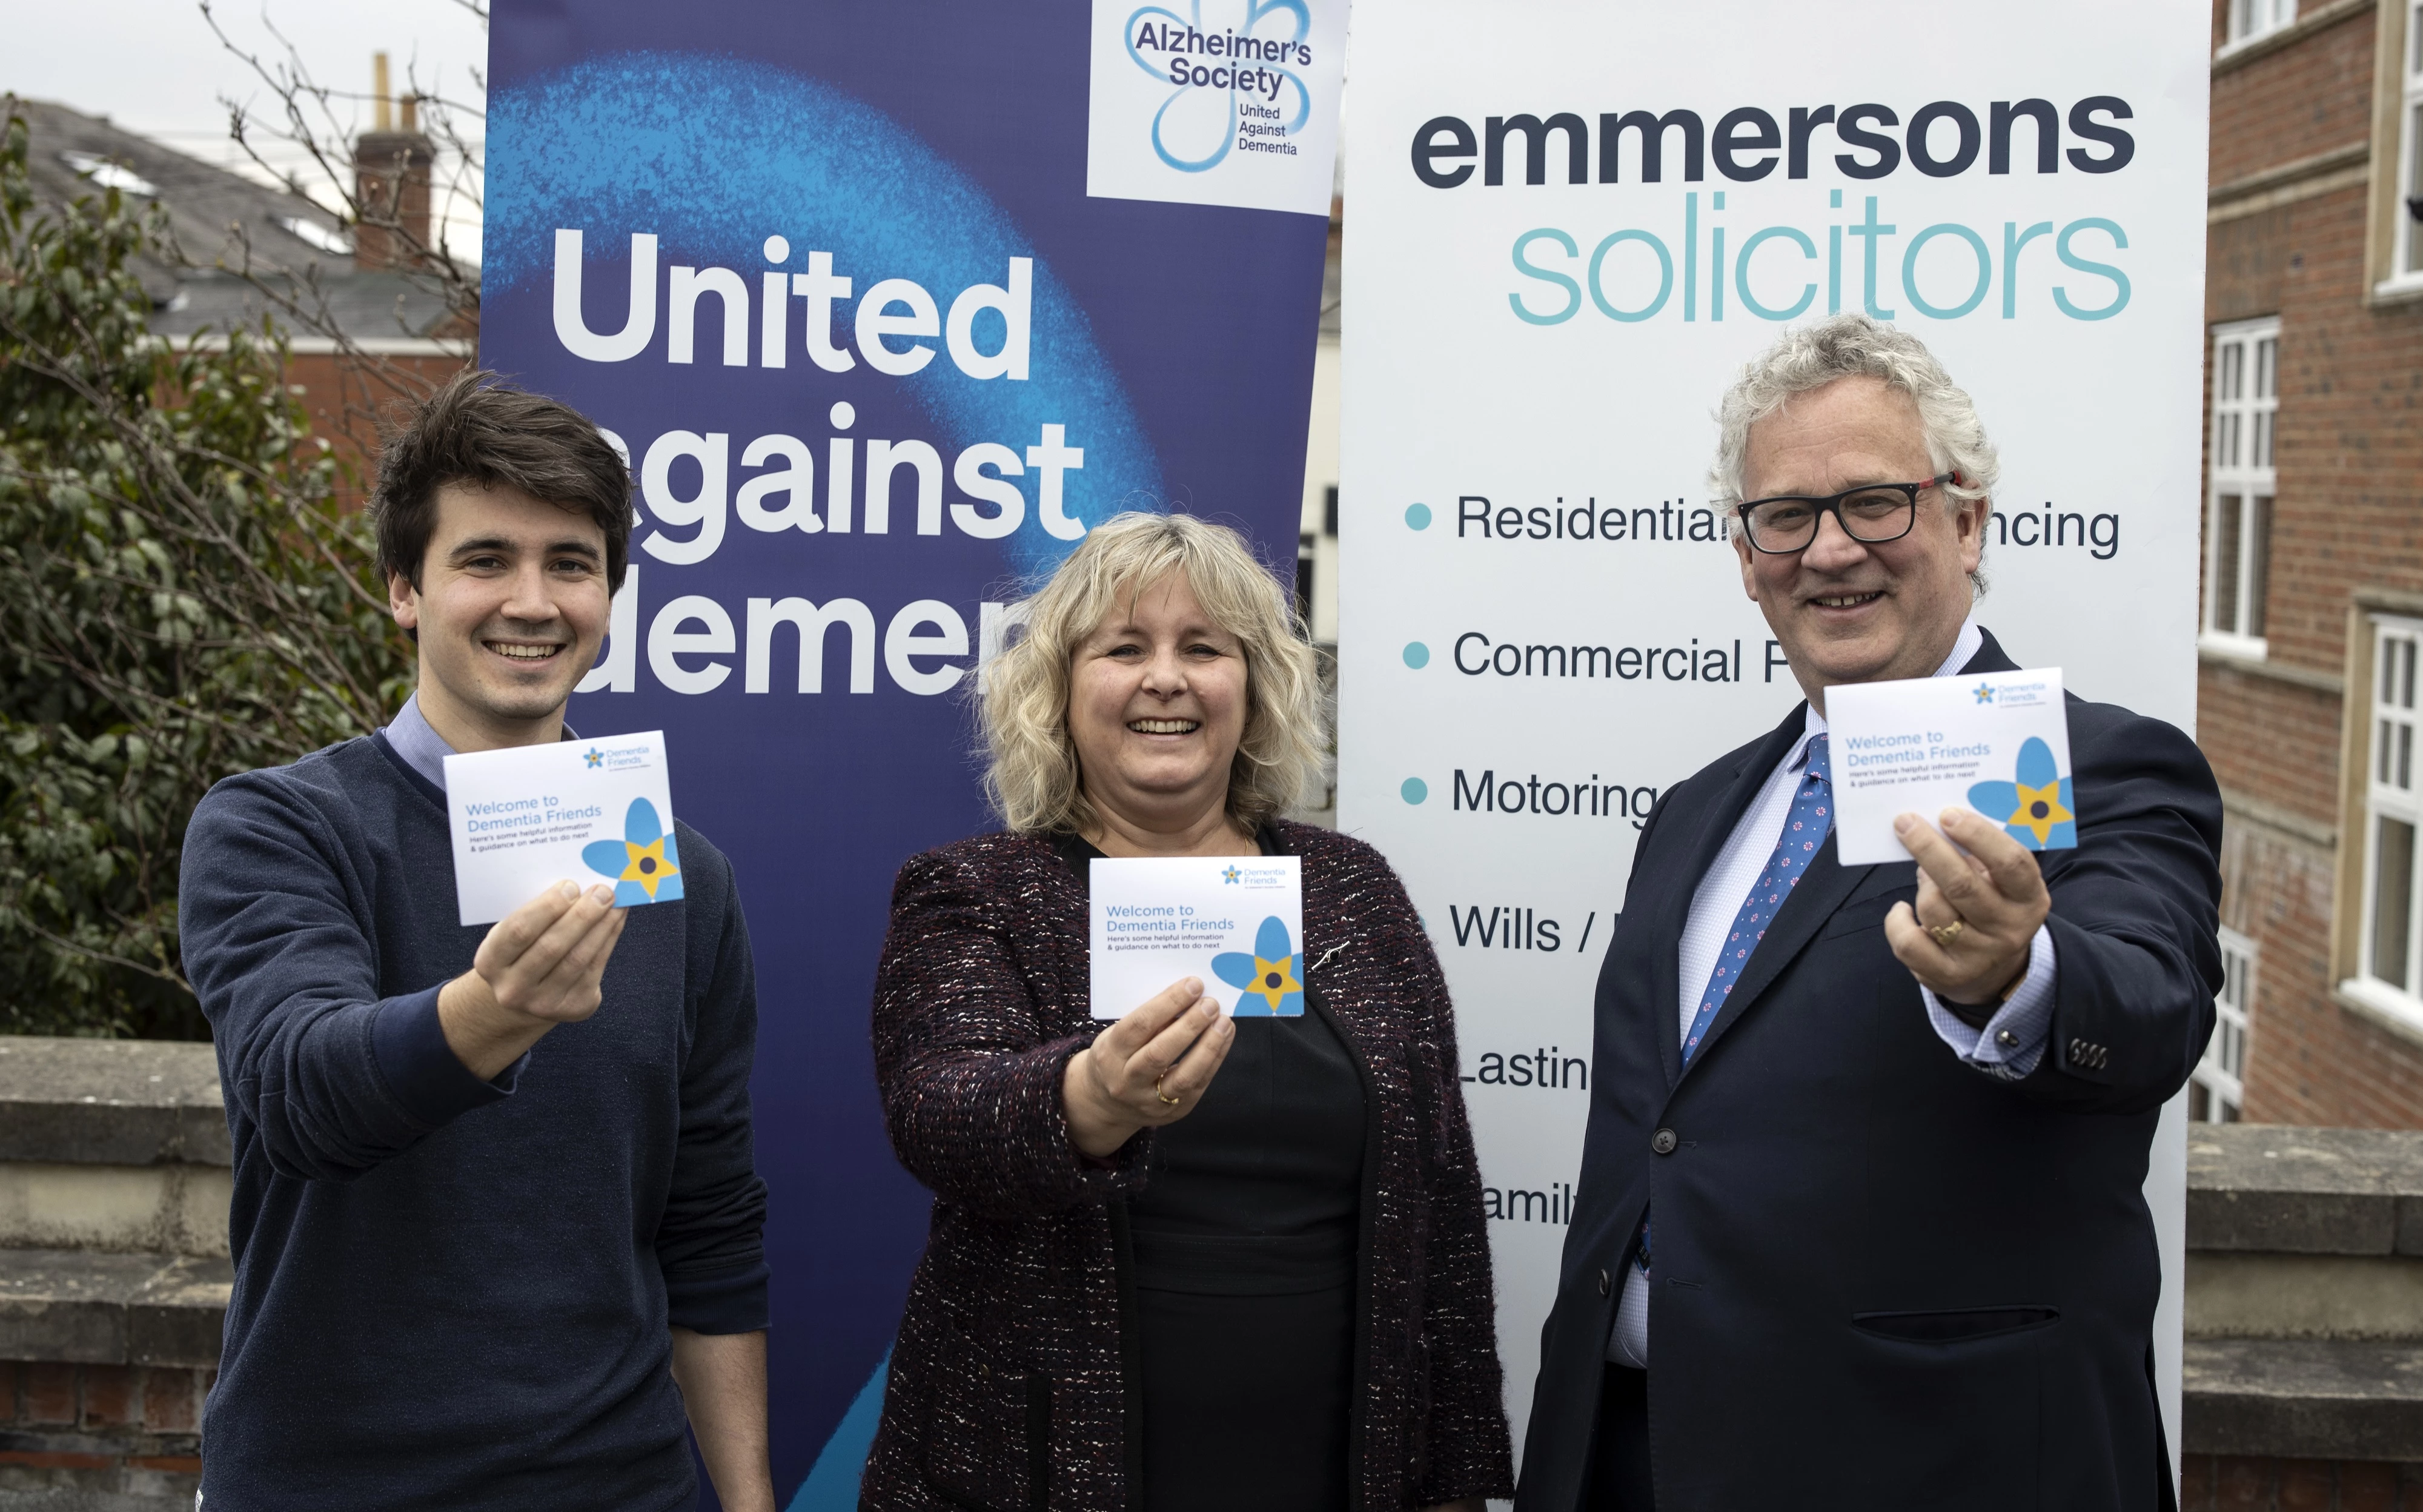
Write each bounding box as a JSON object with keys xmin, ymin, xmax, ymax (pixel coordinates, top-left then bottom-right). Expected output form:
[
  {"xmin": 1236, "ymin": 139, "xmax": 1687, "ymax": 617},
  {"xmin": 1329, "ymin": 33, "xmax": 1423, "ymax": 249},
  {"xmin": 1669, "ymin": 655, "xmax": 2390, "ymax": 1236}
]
[{"xmin": 10, "ymin": 94, "xmax": 457, "ymax": 343}]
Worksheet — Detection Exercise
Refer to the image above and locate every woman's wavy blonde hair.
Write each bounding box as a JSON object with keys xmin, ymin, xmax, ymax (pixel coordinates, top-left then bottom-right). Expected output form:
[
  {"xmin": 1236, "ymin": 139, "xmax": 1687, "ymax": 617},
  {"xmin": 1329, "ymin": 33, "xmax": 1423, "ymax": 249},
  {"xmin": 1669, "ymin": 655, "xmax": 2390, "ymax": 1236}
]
[{"xmin": 981, "ymin": 511, "xmax": 1326, "ymax": 835}]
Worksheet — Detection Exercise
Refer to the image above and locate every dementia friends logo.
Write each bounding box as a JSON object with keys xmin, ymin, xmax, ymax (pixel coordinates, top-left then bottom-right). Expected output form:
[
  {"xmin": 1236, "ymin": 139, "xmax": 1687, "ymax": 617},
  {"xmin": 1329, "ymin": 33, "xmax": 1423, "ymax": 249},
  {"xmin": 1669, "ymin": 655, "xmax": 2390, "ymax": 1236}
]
[
  {"xmin": 583, "ymin": 798, "xmax": 684, "ymax": 905},
  {"xmin": 584, "ymin": 741, "xmax": 655, "ymax": 774},
  {"xmin": 1087, "ymin": 0, "xmax": 1345, "ymax": 214},
  {"xmin": 1969, "ymin": 738, "xmax": 2077, "ymax": 850}
]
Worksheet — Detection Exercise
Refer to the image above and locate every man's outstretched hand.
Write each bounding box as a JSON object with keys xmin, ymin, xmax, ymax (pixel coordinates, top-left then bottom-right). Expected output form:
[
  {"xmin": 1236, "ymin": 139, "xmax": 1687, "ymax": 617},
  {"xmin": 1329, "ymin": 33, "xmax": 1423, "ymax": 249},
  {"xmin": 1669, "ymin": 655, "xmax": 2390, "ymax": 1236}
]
[
  {"xmin": 439, "ymin": 880, "xmax": 629, "ymax": 1079},
  {"xmin": 1884, "ymin": 807, "xmax": 2050, "ymax": 1018}
]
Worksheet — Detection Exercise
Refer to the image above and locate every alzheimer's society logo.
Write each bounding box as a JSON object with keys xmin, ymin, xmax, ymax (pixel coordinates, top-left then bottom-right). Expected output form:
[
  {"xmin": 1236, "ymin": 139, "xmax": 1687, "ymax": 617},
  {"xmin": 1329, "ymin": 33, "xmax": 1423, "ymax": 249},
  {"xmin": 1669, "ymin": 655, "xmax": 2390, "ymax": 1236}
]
[{"xmin": 1087, "ymin": 0, "xmax": 1345, "ymax": 214}]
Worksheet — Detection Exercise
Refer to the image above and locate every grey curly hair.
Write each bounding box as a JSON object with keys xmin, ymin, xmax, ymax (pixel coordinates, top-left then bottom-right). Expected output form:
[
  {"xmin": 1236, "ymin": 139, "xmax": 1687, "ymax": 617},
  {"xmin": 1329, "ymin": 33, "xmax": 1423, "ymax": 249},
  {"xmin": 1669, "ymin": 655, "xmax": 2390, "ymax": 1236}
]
[
  {"xmin": 1710, "ymin": 314, "xmax": 2000, "ymax": 586},
  {"xmin": 979, "ymin": 511, "xmax": 1326, "ymax": 836}
]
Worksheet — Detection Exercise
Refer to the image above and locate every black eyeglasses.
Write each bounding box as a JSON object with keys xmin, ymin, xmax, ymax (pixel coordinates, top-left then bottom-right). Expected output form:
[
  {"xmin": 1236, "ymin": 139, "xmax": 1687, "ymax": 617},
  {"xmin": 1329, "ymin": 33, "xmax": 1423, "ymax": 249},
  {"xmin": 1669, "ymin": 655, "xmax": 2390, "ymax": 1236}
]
[{"xmin": 1735, "ymin": 472, "xmax": 1958, "ymax": 555}]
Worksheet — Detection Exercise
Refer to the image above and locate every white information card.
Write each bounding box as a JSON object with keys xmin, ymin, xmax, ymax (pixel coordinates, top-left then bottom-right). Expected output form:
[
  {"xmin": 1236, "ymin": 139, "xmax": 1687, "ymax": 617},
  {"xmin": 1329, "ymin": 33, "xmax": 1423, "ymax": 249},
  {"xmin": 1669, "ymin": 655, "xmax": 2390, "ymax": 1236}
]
[
  {"xmin": 444, "ymin": 732, "xmax": 681, "ymax": 926},
  {"xmin": 1089, "ymin": 855, "xmax": 1305, "ymax": 1019},
  {"xmin": 1827, "ymin": 669, "xmax": 2078, "ymax": 867}
]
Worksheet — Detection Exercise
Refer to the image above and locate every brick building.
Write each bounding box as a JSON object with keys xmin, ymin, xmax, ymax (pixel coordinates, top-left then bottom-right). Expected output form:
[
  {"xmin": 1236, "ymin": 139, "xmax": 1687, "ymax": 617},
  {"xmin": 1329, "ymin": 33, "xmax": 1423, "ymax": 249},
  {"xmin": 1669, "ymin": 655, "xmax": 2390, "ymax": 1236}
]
[{"xmin": 2194, "ymin": 0, "xmax": 2423, "ymax": 1130}]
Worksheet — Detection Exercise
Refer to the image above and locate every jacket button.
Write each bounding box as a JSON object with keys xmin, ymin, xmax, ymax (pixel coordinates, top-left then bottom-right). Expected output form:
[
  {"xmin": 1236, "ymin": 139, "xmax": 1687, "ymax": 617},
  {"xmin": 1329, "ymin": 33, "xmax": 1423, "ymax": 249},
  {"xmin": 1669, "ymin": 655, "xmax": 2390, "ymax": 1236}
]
[
  {"xmin": 1597, "ymin": 1267, "xmax": 1611, "ymax": 1296},
  {"xmin": 1651, "ymin": 1127, "xmax": 1679, "ymax": 1155}
]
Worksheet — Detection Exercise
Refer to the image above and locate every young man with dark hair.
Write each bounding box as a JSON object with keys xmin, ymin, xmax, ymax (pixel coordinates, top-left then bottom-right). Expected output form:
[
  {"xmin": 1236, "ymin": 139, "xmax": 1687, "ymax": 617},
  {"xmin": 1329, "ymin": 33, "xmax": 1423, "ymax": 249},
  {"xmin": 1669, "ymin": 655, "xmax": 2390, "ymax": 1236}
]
[{"xmin": 179, "ymin": 371, "xmax": 775, "ymax": 1512}]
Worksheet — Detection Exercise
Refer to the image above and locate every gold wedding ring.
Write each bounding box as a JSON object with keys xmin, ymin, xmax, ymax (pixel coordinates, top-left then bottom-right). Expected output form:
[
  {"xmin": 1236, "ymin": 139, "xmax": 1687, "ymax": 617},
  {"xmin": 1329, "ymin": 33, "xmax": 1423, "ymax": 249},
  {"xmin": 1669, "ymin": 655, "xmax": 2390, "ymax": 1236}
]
[
  {"xmin": 1154, "ymin": 1071, "xmax": 1181, "ymax": 1106},
  {"xmin": 1927, "ymin": 920, "xmax": 1966, "ymax": 948}
]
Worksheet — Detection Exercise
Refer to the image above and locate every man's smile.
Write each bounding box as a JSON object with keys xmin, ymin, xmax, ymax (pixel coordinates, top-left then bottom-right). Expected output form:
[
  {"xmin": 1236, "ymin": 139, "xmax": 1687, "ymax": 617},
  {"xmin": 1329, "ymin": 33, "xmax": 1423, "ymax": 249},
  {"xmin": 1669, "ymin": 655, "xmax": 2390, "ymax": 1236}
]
[
  {"xmin": 1808, "ymin": 591, "xmax": 1886, "ymax": 610},
  {"xmin": 485, "ymin": 639, "xmax": 567, "ymax": 663}
]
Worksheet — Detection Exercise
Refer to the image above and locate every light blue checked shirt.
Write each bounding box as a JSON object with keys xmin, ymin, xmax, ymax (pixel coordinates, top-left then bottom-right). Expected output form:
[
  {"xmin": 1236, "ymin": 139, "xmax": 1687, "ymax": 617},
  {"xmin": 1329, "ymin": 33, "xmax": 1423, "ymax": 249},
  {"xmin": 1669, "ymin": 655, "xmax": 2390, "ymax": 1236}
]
[{"xmin": 1611, "ymin": 619, "xmax": 2057, "ymax": 1368}]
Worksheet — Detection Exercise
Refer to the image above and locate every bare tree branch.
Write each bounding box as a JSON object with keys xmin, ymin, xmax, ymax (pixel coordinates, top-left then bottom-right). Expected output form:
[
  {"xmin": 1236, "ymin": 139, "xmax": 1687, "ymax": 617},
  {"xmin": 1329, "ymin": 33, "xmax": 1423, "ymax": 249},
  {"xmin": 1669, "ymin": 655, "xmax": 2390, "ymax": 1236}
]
[{"xmin": 194, "ymin": 0, "xmax": 485, "ymax": 439}]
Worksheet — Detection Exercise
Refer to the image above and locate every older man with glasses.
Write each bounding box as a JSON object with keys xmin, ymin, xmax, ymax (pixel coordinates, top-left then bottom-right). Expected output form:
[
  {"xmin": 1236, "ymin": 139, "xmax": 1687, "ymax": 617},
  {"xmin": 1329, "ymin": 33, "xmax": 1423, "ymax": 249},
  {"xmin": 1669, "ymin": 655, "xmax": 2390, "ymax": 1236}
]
[{"xmin": 1513, "ymin": 313, "xmax": 2223, "ymax": 1512}]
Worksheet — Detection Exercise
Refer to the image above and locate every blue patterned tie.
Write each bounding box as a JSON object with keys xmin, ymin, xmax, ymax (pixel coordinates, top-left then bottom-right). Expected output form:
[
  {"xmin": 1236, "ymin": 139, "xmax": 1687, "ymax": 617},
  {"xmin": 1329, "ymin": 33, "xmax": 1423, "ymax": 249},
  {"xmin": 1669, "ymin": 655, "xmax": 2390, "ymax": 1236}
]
[
  {"xmin": 1680, "ymin": 734, "xmax": 1833, "ymax": 1065},
  {"xmin": 1636, "ymin": 735, "xmax": 1832, "ymax": 1273}
]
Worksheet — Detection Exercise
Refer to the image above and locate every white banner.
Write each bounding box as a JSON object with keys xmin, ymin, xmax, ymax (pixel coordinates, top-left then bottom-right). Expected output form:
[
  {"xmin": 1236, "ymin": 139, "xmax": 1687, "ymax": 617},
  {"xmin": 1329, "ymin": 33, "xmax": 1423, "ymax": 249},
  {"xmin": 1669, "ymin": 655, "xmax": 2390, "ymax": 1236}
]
[{"xmin": 1337, "ymin": 0, "xmax": 2210, "ymax": 1476}]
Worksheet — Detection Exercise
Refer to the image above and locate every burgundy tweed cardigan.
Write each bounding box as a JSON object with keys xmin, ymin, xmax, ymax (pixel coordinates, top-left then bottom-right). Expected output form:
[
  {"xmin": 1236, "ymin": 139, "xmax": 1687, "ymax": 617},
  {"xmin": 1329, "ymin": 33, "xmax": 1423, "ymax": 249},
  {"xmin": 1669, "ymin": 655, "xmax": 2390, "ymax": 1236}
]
[{"xmin": 863, "ymin": 820, "xmax": 1514, "ymax": 1512}]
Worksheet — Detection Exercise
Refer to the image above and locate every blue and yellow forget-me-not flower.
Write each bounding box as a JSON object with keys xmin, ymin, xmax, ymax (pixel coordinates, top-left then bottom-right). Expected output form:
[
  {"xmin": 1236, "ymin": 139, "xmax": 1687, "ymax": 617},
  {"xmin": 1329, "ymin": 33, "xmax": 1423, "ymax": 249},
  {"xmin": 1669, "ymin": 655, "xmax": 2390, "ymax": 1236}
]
[
  {"xmin": 1212, "ymin": 915, "xmax": 1304, "ymax": 1016},
  {"xmin": 1967, "ymin": 736, "xmax": 2077, "ymax": 850},
  {"xmin": 582, "ymin": 798, "xmax": 683, "ymax": 906}
]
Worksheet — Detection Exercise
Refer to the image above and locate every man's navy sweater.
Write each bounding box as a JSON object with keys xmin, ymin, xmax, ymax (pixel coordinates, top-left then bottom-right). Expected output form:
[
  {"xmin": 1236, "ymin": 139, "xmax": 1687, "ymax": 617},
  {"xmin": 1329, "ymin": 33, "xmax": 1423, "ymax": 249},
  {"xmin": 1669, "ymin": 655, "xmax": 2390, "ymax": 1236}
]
[{"xmin": 179, "ymin": 732, "xmax": 768, "ymax": 1511}]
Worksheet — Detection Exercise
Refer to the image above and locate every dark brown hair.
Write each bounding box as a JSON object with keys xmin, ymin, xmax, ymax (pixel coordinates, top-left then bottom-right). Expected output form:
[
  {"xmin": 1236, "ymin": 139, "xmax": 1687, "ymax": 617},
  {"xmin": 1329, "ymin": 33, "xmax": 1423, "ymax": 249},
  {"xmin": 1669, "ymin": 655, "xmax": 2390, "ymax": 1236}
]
[{"xmin": 370, "ymin": 370, "xmax": 634, "ymax": 592}]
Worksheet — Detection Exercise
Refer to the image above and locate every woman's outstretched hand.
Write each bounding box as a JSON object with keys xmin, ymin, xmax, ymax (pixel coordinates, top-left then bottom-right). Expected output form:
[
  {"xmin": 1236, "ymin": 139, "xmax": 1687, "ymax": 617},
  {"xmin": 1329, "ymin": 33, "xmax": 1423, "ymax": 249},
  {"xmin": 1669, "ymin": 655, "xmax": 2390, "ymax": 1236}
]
[{"xmin": 1061, "ymin": 976, "xmax": 1236, "ymax": 1159}]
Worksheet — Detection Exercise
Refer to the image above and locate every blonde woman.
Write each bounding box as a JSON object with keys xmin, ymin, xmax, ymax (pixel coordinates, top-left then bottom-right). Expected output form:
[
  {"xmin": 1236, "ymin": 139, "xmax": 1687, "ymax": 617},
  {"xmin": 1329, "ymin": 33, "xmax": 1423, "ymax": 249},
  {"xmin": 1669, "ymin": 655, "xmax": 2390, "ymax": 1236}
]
[{"xmin": 863, "ymin": 512, "xmax": 1511, "ymax": 1512}]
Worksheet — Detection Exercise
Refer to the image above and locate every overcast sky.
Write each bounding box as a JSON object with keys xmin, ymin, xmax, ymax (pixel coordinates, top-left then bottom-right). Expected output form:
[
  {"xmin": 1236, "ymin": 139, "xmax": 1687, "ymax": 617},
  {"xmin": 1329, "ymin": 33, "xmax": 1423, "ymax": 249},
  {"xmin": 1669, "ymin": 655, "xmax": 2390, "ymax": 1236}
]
[{"xmin": 10, "ymin": 0, "xmax": 490, "ymax": 258}]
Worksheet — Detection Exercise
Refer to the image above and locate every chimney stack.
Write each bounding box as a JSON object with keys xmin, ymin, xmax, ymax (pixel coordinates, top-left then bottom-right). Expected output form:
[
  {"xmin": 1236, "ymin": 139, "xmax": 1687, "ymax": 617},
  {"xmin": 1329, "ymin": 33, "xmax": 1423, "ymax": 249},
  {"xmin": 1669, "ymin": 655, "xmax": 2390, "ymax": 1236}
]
[{"xmin": 354, "ymin": 51, "xmax": 433, "ymax": 272}]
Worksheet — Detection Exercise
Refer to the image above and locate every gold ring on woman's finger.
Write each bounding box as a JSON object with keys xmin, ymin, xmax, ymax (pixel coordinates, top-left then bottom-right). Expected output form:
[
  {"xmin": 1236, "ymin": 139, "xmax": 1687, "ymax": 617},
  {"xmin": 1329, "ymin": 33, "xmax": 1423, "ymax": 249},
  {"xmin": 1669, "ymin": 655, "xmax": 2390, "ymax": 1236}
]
[
  {"xmin": 1927, "ymin": 919, "xmax": 1965, "ymax": 948},
  {"xmin": 1154, "ymin": 1070, "xmax": 1181, "ymax": 1106}
]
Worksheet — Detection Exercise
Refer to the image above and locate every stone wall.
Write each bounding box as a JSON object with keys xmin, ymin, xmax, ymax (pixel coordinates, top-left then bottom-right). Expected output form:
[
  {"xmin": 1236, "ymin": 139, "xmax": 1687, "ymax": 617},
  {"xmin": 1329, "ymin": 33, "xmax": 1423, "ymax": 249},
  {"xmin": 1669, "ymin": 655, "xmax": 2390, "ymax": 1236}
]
[
  {"xmin": 2183, "ymin": 1124, "xmax": 2423, "ymax": 1506},
  {"xmin": 0, "ymin": 1040, "xmax": 225, "ymax": 1510},
  {"xmin": 0, "ymin": 1046, "xmax": 2405, "ymax": 1505}
]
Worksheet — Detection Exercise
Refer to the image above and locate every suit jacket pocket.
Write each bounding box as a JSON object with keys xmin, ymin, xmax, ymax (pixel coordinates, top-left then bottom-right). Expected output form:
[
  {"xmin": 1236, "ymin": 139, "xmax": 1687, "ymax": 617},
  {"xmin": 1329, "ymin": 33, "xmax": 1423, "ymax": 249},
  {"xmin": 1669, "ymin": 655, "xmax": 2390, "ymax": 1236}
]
[
  {"xmin": 1818, "ymin": 892, "xmax": 1908, "ymax": 940},
  {"xmin": 922, "ymin": 1318, "xmax": 1047, "ymax": 1512},
  {"xmin": 1820, "ymin": 863, "xmax": 1918, "ymax": 940},
  {"xmin": 1856, "ymin": 1305, "xmax": 2059, "ymax": 1342},
  {"xmin": 1840, "ymin": 1307, "xmax": 2057, "ymax": 1512}
]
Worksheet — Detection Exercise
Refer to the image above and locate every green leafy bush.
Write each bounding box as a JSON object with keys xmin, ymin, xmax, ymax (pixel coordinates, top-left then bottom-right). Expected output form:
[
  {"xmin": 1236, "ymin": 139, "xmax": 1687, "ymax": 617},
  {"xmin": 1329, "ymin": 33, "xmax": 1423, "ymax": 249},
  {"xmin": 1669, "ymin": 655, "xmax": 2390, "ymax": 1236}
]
[{"xmin": 0, "ymin": 110, "xmax": 412, "ymax": 1038}]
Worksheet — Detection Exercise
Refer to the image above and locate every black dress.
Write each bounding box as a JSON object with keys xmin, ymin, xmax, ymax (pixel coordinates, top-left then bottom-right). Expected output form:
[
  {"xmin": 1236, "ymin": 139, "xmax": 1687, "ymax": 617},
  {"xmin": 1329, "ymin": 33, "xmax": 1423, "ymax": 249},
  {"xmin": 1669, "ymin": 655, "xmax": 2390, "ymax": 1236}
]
[{"xmin": 1054, "ymin": 834, "xmax": 1370, "ymax": 1512}]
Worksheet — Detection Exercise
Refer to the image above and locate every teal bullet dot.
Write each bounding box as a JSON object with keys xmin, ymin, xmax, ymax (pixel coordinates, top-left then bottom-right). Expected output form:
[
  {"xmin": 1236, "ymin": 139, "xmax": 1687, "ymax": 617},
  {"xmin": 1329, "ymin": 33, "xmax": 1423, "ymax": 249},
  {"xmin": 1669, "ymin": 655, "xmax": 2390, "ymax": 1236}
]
[
  {"xmin": 1404, "ymin": 502, "xmax": 1433, "ymax": 530},
  {"xmin": 1402, "ymin": 642, "xmax": 1430, "ymax": 669},
  {"xmin": 1401, "ymin": 777, "xmax": 1428, "ymax": 805}
]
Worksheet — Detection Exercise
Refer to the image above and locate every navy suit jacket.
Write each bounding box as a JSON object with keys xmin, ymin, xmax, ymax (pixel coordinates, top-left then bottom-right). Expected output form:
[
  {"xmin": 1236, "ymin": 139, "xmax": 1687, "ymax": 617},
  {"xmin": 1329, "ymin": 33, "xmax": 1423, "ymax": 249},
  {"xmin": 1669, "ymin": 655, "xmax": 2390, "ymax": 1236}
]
[{"xmin": 1515, "ymin": 629, "xmax": 2221, "ymax": 1512}]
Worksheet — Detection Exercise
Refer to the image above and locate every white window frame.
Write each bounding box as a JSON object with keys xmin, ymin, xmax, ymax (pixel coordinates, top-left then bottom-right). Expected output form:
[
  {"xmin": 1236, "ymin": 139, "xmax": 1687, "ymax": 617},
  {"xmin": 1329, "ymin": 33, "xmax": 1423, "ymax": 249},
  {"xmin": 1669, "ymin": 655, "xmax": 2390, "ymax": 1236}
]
[
  {"xmin": 2388, "ymin": 0, "xmax": 2423, "ymax": 293},
  {"xmin": 2201, "ymin": 319, "xmax": 2279, "ymax": 660},
  {"xmin": 2343, "ymin": 615, "xmax": 2423, "ymax": 1036},
  {"xmin": 2195, "ymin": 927, "xmax": 2254, "ymax": 1122},
  {"xmin": 2222, "ymin": 0, "xmax": 2298, "ymax": 49}
]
